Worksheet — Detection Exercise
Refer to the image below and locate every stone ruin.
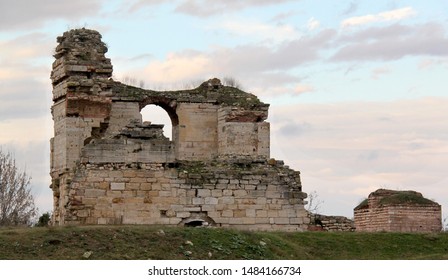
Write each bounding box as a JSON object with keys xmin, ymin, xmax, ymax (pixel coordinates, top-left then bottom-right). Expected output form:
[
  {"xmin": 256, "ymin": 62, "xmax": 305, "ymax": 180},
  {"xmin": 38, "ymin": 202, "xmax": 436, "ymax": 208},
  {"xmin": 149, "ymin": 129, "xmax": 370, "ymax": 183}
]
[
  {"xmin": 308, "ymin": 213, "xmax": 355, "ymax": 232},
  {"xmin": 49, "ymin": 28, "xmax": 309, "ymax": 231},
  {"xmin": 354, "ymin": 189, "xmax": 442, "ymax": 232}
]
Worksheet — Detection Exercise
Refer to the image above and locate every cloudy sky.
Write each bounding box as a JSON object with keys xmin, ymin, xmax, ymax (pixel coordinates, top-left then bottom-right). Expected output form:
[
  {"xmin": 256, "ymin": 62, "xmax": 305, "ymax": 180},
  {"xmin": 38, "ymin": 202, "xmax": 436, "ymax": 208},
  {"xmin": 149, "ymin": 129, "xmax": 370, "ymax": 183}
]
[{"xmin": 1, "ymin": 0, "xmax": 447, "ymax": 219}]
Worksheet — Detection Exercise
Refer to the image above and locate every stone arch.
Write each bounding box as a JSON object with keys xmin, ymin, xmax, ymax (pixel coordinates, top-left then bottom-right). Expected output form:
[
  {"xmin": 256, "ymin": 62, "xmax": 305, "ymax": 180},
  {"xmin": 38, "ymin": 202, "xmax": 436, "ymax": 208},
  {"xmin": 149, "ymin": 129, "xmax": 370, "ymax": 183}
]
[
  {"xmin": 141, "ymin": 105, "xmax": 173, "ymax": 140},
  {"xmin": 139, "ymin": 96, "xmax": 179, "ymax": 153},
  {"xmin": 139, "ymin": 96, "xmax": 178, "ymax": 126},
  {"xmin": 178, "ymin": 212, "xmax": 216, "ymax": 227}
]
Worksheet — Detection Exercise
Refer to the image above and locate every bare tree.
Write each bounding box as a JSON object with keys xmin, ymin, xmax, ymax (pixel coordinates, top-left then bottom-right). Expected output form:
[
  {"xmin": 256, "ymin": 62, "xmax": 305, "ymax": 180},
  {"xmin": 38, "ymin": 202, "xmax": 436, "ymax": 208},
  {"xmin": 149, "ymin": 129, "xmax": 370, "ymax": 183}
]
[
  {"xmin": 223, "ymin": 76, "xmax": 242, "ymax": 89},
  {"xmin": 443, "ymin": 215, "xmax": 448, "ymax": 232},
  {"xmin": 306, "ymin": 190, "xmax": 324, "ymax": 214},
  {"xmin": 0, "ymin": 150, "xmax": 37, "ymax": 226}
]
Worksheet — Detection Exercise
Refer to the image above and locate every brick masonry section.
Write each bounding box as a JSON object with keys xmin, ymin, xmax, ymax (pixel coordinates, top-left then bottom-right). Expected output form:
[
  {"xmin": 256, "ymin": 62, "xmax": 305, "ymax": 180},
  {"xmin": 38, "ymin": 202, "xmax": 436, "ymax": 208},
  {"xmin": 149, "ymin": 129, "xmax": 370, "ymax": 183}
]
[{"xmin": 354, "ymin": 189, "xmax": 442, "ymax": 232}]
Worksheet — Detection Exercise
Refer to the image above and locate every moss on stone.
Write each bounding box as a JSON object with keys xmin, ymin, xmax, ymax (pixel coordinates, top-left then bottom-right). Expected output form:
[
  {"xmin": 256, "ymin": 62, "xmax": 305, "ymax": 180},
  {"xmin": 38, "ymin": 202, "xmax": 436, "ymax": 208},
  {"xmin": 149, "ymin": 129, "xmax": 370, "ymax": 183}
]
[
  {"xmin": 112, "ymin": 81, "xmax": 267, "ymax": 110},
  {"xmin": 354, "ymin": 199, "xmax": 369, "ymax": 210},
  {"xmin": 378, "ymin": 191, "xmax": 436, "ymax": 206}
]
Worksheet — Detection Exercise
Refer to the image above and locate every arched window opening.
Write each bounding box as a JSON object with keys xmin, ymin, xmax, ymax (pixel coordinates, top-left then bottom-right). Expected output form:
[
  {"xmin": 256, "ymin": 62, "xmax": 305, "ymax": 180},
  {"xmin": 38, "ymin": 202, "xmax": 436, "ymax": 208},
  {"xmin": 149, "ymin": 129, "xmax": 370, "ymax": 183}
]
[
  {"xmin": 184, "ymin": 220, "xmax": 207, "ymax": 227},
  {"xmin": 141, "ymin": 104, "xmax": 172, "ymax": 140}
]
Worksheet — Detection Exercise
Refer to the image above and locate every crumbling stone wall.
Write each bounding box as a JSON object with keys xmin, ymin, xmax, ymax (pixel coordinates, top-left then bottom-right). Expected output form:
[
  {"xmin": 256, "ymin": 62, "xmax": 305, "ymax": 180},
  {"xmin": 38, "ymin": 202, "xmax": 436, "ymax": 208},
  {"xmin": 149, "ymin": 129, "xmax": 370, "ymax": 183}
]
[
  {"xmin": 308, "ymin": 213, "xmax": 355, "ymax": 232},
  {"xmin": 49, "ymin": 28, "xmax": 309, "ymax": 231},
  {"xmin": 354, "ymin": 189, "xmax": 442, "ymax": 232}
]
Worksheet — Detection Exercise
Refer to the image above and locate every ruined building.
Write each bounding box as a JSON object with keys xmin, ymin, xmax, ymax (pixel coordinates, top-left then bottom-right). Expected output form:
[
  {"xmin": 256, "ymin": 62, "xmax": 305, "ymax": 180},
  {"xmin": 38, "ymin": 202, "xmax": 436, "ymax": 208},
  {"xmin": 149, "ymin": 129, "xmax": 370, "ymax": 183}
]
[
  {"xmin": 49, "ymin": 28, "xmax": 309, "ymax": 230},
  {"xmin": 354, "ymin": 189, "xmax": 442, "ymax": 232}
]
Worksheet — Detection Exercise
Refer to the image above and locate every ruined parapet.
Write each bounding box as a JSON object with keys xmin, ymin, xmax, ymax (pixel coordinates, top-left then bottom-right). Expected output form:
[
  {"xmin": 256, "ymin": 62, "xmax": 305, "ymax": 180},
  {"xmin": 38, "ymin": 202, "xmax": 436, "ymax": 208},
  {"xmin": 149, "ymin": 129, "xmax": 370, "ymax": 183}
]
[
  {"xmin": 354, "ymin": 189, "xmax": 442, "ymax": 232},
  {"xmin": 49, "ymin": 28, "xmax": 308, "ymax": 230},
  {"xmin": 308, "ymin": 213, "xmax": 355, "ymax": 232}
]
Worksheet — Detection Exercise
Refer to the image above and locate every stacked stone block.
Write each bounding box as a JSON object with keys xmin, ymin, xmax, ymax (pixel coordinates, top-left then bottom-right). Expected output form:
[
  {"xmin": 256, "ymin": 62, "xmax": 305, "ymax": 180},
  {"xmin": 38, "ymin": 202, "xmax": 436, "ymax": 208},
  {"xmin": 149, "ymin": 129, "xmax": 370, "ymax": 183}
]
[
  {"xmin": 308, "ymin": 213, "xmax": 355, "ymax": 232},
  {"xmin": 64, "ymin": 160, "xmax": 308, "ymax": 231}
]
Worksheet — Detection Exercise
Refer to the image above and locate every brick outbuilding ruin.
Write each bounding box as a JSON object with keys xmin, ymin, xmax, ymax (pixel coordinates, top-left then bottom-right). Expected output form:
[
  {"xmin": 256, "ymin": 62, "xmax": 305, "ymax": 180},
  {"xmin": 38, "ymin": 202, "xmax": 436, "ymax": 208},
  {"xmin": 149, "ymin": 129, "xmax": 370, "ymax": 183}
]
[
  {"xmin": 49, "ymin": 28, "xmax": 309, "ymax": 231},
  {"xmin": 354, "ymin": 189, "xmax": 442, "ymax": 232}
]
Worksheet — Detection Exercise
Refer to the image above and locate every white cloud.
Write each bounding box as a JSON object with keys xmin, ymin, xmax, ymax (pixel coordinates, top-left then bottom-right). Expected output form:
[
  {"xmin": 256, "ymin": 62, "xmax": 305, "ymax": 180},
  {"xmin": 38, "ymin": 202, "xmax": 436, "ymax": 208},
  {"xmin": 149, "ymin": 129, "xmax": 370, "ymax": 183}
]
[
  {"xmin": 379, "ymin": 7, "xmax": 416, "ymax": 21},
  {"xmin": 0, "ymin": 0, "xmax": 105, "ymax": 30},
  {"xmin": 371, "ymin": 66, "xmax": 391, "ymax": 79},
  {"xmin": 270, "ymin": 11, "xmax": 297, "ymax": 23},
  {"xmin": 124, "ymin": 29, "xmax": 335, "ymax": 92},
  {"xmin": 218, "ymin": 20, "xmax": 298, "ymax": 43},
  {"xmin": 127, "ymin": 0, "xmax": 298, "ymax": 17},
  {"xmin": 307, "ymin": 17, "xmax": 320, "ymax": 31},
  {"xmin": 294, "ymin": 84, "xmax": 314, "ymax": 95},
  {"xmin": 143, "ymin": 51, "xmax": 211, "ymax": 84},
  {"xmin": 418, "ymin": 58, "xmax": 448, "ymax": 70},
  {"xmin": 270, "ymin": 97, "xmax": 448, "ymax": 216},
  {"xmin": 332, "ymin": 23, "xmax": 448, "ymax": 61},
  {"xmin": 133, "ymin": 20, "xmax": 448, "ymax": 91},
  {"xmin": 341, "ymin": 7, "xmax": 416, "ymax": 28},
  {"xmin": 0, "ymin": 116, "xmax": 52, "ymax": 145},
  {"xmin": 0, "ymin": 32, "xmax": 52, "ymax": 62},
  {"xmin": 341, "ymin": 2, "xmax": 358, "ymax": 16},
  {"xmin": 174, "ymin": 0, "xmax": 297, "ymax": 17}
]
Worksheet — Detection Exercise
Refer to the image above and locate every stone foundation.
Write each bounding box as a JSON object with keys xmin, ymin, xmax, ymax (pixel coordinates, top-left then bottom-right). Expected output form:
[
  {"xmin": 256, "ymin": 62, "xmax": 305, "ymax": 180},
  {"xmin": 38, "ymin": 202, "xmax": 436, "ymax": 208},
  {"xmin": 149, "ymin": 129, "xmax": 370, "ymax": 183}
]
[{"xmin": 60, "ymin": 160, "xmax": 309, "ymax": 231}]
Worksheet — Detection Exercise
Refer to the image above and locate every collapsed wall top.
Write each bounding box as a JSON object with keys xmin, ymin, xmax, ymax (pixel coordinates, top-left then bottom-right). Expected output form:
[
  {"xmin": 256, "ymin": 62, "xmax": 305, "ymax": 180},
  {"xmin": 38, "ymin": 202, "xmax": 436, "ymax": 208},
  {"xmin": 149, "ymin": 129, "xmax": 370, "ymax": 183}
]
[
  {"xmin": 50, "ymin": 28, "xmax": 268, "ymax": 118},
  {"xmin": 50, "ymin": 28, "xmax": 273, "ymax": 174}
]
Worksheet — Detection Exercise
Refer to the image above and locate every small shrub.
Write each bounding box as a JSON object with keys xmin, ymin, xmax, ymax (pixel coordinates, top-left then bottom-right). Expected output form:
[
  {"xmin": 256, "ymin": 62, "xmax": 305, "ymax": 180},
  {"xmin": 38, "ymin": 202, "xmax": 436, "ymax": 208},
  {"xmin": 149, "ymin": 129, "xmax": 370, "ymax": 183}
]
[{"xmin": 35, "ymin": 212, "xmax": 51, "ymax": 227}]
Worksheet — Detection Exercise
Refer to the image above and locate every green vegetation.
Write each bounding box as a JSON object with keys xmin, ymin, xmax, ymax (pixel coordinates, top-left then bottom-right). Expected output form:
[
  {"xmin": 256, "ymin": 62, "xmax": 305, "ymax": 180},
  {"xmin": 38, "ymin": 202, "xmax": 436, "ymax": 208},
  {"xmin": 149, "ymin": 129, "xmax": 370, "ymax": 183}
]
[
  {"xmin": 379, "ymin": 191, "xmax": 436, "ymax": 206},
  {"xmin": 354, "ymin": 198, "xmax": 369, "ymax": 210},
  {"xmin": 0, "ymin": 226, "xmax": 447, "ymax": 260}
]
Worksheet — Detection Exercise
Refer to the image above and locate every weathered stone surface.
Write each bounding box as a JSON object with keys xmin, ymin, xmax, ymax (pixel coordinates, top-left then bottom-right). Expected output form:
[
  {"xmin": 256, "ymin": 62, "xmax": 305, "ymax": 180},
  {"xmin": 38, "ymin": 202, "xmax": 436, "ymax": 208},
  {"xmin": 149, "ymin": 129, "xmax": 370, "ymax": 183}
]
[
  {"xmin": 49, "ymin": 28, "xmax": 308, "ymax": 231},
  {"xmin": 308, "ymin": 213, "xmax": 355, "ymax": 232}
]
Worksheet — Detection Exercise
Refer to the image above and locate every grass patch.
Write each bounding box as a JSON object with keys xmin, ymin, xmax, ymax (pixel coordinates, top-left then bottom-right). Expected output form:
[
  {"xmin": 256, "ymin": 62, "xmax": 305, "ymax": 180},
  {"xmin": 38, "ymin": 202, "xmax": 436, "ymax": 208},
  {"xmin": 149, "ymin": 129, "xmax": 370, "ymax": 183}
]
[
  {"xmin": 0, "ymin": 226, "xmax": 447, "ymax": 260},
  {"xmin": 379, "ymin": 192, "xmax": 436, "ymax": 206}
]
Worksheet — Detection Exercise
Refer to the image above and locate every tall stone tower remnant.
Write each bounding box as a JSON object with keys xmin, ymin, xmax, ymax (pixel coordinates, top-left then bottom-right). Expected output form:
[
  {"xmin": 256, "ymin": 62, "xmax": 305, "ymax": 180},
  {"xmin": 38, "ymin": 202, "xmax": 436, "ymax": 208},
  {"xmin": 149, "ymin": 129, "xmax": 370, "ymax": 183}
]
[{"xmin": 49, "ymin": 28, "xmax": 309, "ymax": 231}]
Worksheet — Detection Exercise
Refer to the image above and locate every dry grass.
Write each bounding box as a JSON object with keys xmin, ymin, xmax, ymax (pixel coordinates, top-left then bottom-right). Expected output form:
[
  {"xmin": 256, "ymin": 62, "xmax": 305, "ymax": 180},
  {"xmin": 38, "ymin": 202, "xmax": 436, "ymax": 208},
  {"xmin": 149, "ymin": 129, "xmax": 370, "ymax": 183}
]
[{"xmin": 1, "ymin": 225, "xmax": 447, "ymax": 260}]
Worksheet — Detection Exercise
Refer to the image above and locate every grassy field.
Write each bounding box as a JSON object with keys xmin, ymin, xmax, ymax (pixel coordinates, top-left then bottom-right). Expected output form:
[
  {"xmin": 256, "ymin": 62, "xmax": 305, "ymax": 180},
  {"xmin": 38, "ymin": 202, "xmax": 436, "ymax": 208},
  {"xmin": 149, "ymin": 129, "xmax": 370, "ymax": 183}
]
[{"xmin": 0, "ymin": 225, "xmax": 447, "ymax": 260}]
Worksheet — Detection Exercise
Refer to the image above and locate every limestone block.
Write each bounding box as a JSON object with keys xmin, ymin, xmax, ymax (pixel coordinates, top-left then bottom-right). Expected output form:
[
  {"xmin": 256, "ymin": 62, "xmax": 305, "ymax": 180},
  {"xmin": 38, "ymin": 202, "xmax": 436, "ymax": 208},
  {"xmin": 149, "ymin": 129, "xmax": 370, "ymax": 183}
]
[
  {"xmin": 274, "ymin": 217, "xmax": 290, "ymax": 225},
  {"xmin": 234, "ymin": 210, "xmax": 246, "ymax": 218},
  {"xmin": 255, "ymin": 218, "xmax": 270, "ymax": 224},
  {"xmin": 85, "ymin": 189, "xmax": 106, "ymax": 197},
  {"xmin": 219, "ymin": 196, "xmax": 235, "ymax": 204},
  {"xmin": 223, "ymin": 190, "xmax": 233, "ymax": 196},
  {"xmin": 214, "ymin": 217, "xmax": 230, "ymax": 224},
  {"xmin": 201, "ymin": 205, "xmax": 216, "ymax": 212},
  {"xmin": 98, "ymin": 218, "xmax": 108, "ymax": 225},
  {"xmin": 211, "ymin": 190, "xmax": 223, "ymax": 197},
  {"xmin": 205, "ymin": 197, "xmax": 219, "ymax": 205},
  {"xmin": 110, "ymin": 183, "xmax": 126, "ymax": 191},
  {"xmin": 192, "ymin": 198, "xmax": 204, "ymax": 205},
  {"xmin": 231, "ymin": 218, "xmax": 256, "ymax": 225},
  {"xmin": 222, "ymin": 210, "xmax": 233, "ymax": 217},
  {"xmin": 197, "ymin": 189, "xmax": 211, "ymax": 197},
  {"xmin": 169, "ymin": 218, "xmax": 182, "ymax": 225},
  {"xmin": 246, "ymin": 209, "xmax": 256, "ymax": 217},
  {"xmin": 256, "ymin": 210, "xmax": 268, "ymax": 218},
  {"xmin": 233, "ymin": 190, "xmax": 247, "ymax": 197},
  {"xmin": 159, "ymin": 191, "xmax": 172, "ymax": 197},
  {"xmin": 184, "ymin": 207, "xmax": 201, "ymax": 212}
]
